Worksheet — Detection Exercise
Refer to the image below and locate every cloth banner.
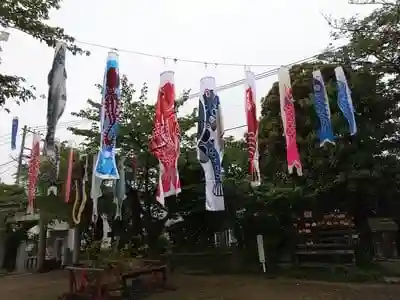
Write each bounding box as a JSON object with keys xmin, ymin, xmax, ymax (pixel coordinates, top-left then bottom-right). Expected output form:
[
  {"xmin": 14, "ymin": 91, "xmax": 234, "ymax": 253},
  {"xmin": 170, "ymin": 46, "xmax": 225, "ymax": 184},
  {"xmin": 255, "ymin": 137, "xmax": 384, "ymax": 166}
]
[
  {"xmin": 278, "ymin": 67, "xmax": 302, "ymax": 176},
  {"xmin": 197, "ymin": 76, "xmax": 225, "ymax": 211},
  {"xmin": 312, "ymin": 69, "xmax": 335, "ymax": 146},
  {"xmin": 95, "ymin": 51, "xmax": 121, "ymax": 180},
  {"xmin": 91, "ymin": 154, "xmax": 103, "ymax": 223},
  {"xmin": 64, "ymin": 147, "xmax": 74, "ymax": 203},
  {"xmin": 11, "ymin": 117, "xmax": 18, "ymax": 150},
  {"xmin": 27, "ymin": 134, "xmax": 41, "ymax": 214},
  {"xmin": 149, "ymin": 71, "xmax": 181, "ymax": 205},
  {"xmin": 244, "ymin": 70, "xmax": 261, "ymax": 187},
  {"xmin": 44, "ymin": 42, "xmax": 67, "ymax": 158},
  {"xmin": 114, "ymin": 157, "xmax": 127, "ymax": 219},
  {"xmin": 335, "ymin": 66, "xmax": 357, "ymax": 136}
]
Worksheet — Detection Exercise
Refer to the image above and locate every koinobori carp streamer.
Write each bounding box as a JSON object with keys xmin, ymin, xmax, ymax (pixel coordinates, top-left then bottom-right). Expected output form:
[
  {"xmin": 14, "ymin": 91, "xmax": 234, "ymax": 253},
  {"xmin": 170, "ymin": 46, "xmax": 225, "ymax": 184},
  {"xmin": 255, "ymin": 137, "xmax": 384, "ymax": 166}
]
[
  {"xmin": 11, "ymin": 117, "xmax": 18, "ymax": 150},
  {"xmin": 44, "ymin": 42, "xmax": 67, "ymax": 158},
  {"xmin": 27, "ymin": 134, "xmax": 41, "ymax": 214},
  {"xmin": 64, "ymin": 146, "xmax": 74, "ymax": 203},
  {"xmin": 114, "ymin": 157, "xmax": 127, "ymax": 219},
  {"xmin": 312, "ymin": 69, "xmax": 335, "ymax": 147},
  {"xmin": 91, "ymin": 154, "xmax": 102, "ymax": 223},
  {"xmin": 149, "ymin": 71, "xmax": 181, "ymax": 206},
  {"xmin": 278, "ymin": 67, "xmax": 302, "ymax": 176},
  {"xmin": 197, "ymin": 76, "xmax": 225, "ymax": 211},
  {"xmin": 95, "ymin": 51, "xmax": 121, "ymax": 180},
  {"xmin": 244, "ymin": 70, "xmax": 261, "ymax": 187},
  {"xmin": 335, "ymin": 66, "xmax": 357, "ymax": 136}
]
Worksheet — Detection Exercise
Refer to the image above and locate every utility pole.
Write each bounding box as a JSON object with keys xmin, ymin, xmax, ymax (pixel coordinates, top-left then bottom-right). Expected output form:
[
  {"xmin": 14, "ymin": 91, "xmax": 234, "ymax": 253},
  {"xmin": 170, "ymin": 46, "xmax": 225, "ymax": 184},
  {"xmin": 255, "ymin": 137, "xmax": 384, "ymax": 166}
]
[{"xmin": 16, "ymin": 125, "xmax": 27, "ymax": 185}]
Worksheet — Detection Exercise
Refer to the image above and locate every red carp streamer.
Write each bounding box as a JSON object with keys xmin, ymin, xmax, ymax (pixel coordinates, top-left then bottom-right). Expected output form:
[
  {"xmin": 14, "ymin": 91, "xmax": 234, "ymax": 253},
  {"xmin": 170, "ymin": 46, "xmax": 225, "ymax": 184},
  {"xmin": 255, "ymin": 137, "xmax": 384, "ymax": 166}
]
[
  {"xmin": 244, "ymin": 71, "xmax": 261, "ymax": 187},
  {"xmin": 27, "ymin": 134, "xmax": 41, "ymax": 213},
  {"xmin": 149, "ymin": 71, "xmax": 181, "ymax": 205},
  {"xmin": 278, "ymin": 67, "xmax": 302, "ymax": 176},
  {"xmin": 103, "ymin": 67, "xmax": 120, "ymax": 147},
  {"xmin": 64, "ymin": 147, "xmax": 74, "ymax": 203}
]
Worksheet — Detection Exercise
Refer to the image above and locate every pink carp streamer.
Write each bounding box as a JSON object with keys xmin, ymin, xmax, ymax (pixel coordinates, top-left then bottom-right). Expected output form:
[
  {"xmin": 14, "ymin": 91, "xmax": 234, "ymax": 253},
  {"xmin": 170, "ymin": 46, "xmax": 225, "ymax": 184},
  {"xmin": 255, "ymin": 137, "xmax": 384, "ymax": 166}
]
[
  {"xmin": 278, "ymin": 67, "xmax": 302, "ymax": 176},
  {"xmin": 244, "ymin": 70, "xmax": 261, "ymax": 187},
  {"xmin": 149, "ymin": 71, "xmax": 181, "ymax": 205},
  {"xmin": 27, "ymin": 134, "xmax": 41, "ymax": 213},
  {"xmin": 64, "ymin": 147, "xmax": 74, "ymax": 203}
]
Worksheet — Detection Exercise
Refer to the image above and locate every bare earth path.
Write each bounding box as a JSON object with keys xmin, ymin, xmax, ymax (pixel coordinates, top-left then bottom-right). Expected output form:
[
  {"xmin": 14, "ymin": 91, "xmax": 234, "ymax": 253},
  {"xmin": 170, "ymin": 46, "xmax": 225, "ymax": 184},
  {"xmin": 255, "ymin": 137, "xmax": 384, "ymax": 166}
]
[{"xmin": 1, "ymin": 271, "xmax": 400, "ymax": 300}]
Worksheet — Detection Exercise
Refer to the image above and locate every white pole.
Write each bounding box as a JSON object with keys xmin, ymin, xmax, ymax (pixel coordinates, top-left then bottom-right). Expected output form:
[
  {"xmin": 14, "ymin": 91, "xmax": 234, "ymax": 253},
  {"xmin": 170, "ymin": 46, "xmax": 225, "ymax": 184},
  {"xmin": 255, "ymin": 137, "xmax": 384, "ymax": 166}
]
[{"xmin": 256, "ymin": 234, "xmax": 266, "ymax": 273}]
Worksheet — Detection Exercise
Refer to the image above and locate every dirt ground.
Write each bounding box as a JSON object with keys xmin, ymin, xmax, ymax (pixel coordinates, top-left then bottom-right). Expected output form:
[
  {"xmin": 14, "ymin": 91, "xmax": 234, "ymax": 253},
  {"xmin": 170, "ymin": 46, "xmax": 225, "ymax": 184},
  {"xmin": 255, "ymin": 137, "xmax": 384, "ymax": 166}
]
[{"xmin": 1, "ymin": 271, "xmax": 400, "ymax": 300}]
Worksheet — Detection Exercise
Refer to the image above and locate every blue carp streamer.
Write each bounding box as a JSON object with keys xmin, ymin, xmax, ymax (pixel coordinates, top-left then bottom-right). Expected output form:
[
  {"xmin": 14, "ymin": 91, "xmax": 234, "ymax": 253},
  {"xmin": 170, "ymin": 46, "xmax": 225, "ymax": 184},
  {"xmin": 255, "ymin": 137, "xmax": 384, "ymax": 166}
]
[
  {"xmin": 11, "ymin": 117, "xmax": 18, "ymax": 150},
  {"xmin": 197, "ymin": 77, "xmax": 225, "ymax": 211},
  {"xmin": 335, "ymin": 66, "xmax": 357, "ymax": 136},
  {"xmin": 312, "ymin": 70, "xmax": 335, "ymax": 146},
  {"xmin": 95, "ymin": 51, "xmax": 121, "ymax": 179},
  {"xmin": 45, "ymin": 42, "xmax": 67, "ymax": 158}
]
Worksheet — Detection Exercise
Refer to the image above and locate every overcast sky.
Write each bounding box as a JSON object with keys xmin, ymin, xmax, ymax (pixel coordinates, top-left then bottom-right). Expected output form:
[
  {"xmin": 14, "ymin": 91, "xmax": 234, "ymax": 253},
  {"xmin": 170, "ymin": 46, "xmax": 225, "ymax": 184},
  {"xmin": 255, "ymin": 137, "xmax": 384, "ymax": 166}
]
[{"xmin": 0, "ymin": 0, "xmax": 376, "ymax": 184}]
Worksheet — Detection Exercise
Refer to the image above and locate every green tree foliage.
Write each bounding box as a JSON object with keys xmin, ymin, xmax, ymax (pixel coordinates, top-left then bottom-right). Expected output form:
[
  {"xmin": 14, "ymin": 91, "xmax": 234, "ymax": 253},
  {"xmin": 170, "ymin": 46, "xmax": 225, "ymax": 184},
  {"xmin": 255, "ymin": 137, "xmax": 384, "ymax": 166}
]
[
  {"xmin": 322, "ymin": 4, "xmax": 400, "ymax": 90},
  {"xmin": 0, "ymin": 0, "xmax": 89, "ymax": 109},
  {"xmin": 0, "ymin": 182, "xmax": 25, "ymax": 204},
  {"xmin": 258, "ymin": 61, "xmax": 400, "ymax": 223}
]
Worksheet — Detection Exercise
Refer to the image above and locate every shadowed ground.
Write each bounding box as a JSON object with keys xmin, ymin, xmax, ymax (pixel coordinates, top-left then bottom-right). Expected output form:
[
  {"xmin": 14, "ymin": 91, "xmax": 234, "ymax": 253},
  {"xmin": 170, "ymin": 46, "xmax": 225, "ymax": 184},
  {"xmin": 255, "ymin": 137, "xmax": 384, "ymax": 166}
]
[{"xmin": 1, "ymin": 271, "xmax": 400, "ymax": 300}]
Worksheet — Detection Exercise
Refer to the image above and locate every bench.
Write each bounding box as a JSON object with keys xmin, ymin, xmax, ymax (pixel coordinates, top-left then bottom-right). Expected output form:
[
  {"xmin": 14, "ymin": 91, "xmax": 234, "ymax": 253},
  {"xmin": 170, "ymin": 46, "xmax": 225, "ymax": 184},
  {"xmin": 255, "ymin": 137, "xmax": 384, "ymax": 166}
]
[
  {"xmin": 64, "ymin": 266, "xmax": 107, "ymax": 300},
  {"xmin": 121, "ymin": 265, "xmax": 168, "ymax": 287},
  {"xmin": 121, "ymin": 264, "xmax": 177, "ymax": 299},
  {"xmin": 61, "ymin": 262, "xmax": 175, "ymax": 300}
]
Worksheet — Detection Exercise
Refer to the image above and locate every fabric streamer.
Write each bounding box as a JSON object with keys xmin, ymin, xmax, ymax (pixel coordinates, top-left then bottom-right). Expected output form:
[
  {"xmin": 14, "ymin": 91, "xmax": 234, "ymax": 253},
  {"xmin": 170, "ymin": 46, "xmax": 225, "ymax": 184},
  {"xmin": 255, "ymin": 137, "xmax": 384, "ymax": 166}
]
[
  {"xmin": 27, "ymin": 134, "xmax": 41, "ymax": 214},
  {"xmin": 54, "ymin": 140, "xmax": 61, "ymax": 179},
  {"xmin": 47, "ymin": 140, "xmax": 61, "ymax": 196},
  {"xmin": 72, "ymin": 155, "xmax": 88, "ymax": 225},
  {"xmin": 101, "ymin": 214, "xmax": 111, "ymax": 248},
  {"xmin": 95, "ymin": 51, "xmax": 121, "ymax": 180},
  {"xmin": 149, "ymin": 71, "xmax": 181, "ymax": 205},
  {"xmin": 11, "ymin": 117, "xmax": 18, "ymax": 150},
  {"xmin": 114, "ymin": 157, "xmax": 126, "ymax": 220},
  {"xmin": 278, "ymin": 67, "xmax": 302, "ymax": 176},
  {"xmin": 91, "ymin": 154, "xmax": 103, "ymax": 223},
  {"xmin": 197, "ymin": 76, "xmax": 225, "ymax": 211},
  {"xmin": 334, "ymin": 66, "xmax": 357, "ymax": 136},
  {"xmin": 244, "ymin": 70, "xmax": 261, "ymax": 187},
  {"xmin": 44, "ymin": 42, "xmax": 67, "ymax": 158},
  {"xmin": 312, "ymin": 70, "xmax": 335, "ymax": 147},
  {"xmin": 64, "ymin": 147, "xmax": 74, "ymax": 203}
]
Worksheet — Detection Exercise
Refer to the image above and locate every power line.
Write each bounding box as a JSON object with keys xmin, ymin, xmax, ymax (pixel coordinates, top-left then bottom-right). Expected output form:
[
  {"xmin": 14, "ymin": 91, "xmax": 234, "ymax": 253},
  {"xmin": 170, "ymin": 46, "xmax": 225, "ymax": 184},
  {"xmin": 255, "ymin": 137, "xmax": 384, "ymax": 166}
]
[
  {"xmin": 187, "ymin": 51, "xmax": 324, "ymax": 100},
  {"xmin": 0, "ymin": 119, "xmax": 90, "ymax": 145},
  {"xmin": 76, "ymin": 40, "xmax": 284, "ymax": 68},
  {"xmin": 0, "ymin": 119, "xmax": 89, "ymax": 138},
  {"xmin": 0, "ymin": 160, "xmax": 14, "ymax": 168},
  {"xmin": 0, "ymin": 163, "xmax": 17, "ymax": 175}
]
